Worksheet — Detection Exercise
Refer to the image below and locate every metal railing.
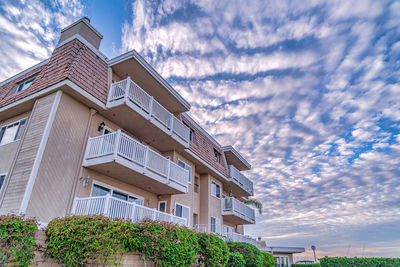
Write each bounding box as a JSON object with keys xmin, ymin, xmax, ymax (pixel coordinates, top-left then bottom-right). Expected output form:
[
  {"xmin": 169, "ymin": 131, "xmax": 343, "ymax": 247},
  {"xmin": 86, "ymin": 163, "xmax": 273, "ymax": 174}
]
[
  {"xmin": 108, "ymin": 77, "xmax": 190, "ymax": 144},
  {"xmin": 84, "ymin": 130, "xmax": 189, "ymax": 190},
  {"xmin": 222, "ymin": 197, "xmax": 255, "ymax": 224},
  {"xmin": 71, "ymin": 195, "xmax": 187, "ymax": 226},
  {"xmin": 223, "ymin": 232, "xmax": 257, "ymax": 246},
  {"xmin": 229, "ymin": 165, "xmax": 254, "ymax": 195}
]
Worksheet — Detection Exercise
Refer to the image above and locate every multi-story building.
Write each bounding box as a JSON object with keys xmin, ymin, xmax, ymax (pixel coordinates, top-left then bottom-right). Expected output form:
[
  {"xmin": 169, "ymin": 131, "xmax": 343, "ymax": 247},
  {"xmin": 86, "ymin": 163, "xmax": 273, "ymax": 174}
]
[{"xmin": 0, "ymin": 17, "xmax": 256, "ymax": 245}]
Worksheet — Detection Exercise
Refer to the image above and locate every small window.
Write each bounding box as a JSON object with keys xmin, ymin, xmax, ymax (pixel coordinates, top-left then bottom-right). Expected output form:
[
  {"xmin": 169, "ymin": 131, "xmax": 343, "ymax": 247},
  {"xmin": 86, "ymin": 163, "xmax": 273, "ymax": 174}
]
[
  {"xmin": 175, "ymin": 202, "xmax": 190, "ymax": 225},
  {"xmin": 16, "ymin": 77, "xmax": 35, "ymax": 93},
  {"xmin": 211, "ymin": 181, "xmax": 221, "ymax": 198},
  {"xmin": 183, "ymin": 122, "xmax": 195, "ymax": 142},
  {"xmin": 158, "ymin": 201, "xmax": 167, "ymax": 213},
  {"xmin": 210, "ymin": 216, "xmax": 221, "ymax": 234},
  {"xmin": 0, "ymin": 173, "xmax": 6, "ymax": 193},
  {"xmin": 214, "ymin": 149, "xmax": 221, "ymax": 163},
  {"xmin": 0, "ymin": 118, "xmax": 27, "ymax": 146},
  {"xmin": 178, "ymin": 159, "xmax": 192, "ymax": 183},
  {"xmin": 194, "ymin": 177, "xmax": 200, "ymax": 193}
]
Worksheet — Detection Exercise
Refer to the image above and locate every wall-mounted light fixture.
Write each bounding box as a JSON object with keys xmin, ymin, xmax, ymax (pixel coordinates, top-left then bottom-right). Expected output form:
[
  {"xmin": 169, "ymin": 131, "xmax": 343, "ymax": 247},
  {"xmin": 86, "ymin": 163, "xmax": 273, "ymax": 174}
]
[
  {"xmin": 98, "ymin": 122, "xmax": 105, "ymax": 132},
  {"xmin": 83, "ymin": 176, "xmax": 91, "ymax": 187}
]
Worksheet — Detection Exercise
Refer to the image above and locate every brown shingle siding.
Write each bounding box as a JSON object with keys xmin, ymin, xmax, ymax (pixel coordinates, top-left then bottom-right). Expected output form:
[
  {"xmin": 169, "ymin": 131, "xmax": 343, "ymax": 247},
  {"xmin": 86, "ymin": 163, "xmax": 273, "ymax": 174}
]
[
  {"xmin": 182, "ymin": 116, "xmax": 229, "ymax": 177},
  {"xmin": 0, "ymin": 39, "xmax": 108, "ymax": 109}
]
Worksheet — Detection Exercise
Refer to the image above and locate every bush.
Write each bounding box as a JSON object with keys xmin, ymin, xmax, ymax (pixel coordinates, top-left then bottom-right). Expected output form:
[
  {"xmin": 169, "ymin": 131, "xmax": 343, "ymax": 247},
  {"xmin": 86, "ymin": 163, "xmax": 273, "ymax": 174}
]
[
  {"xmin": 262, "ymin": 252, "xmax": 275, "ymax": 267},
  {"xmin": 293, "ymin": 264, "xmax": 321, "ymax": 267},
  {"xmin": 46, "ymin": 215, "xmax": 125, "ymax": 266},
  {"xmin": 46, "ymin": 216, "xmax": 199, "ymax": 266},
  {"xmin": 227, "ymin": 242, "xmax": 265, "ymax": 267},
  {"xmin": 320, "ymin": 257, "xmax": 400, "ymax": 267},
  {"xmin": 0, "ymin": 214, "xmax": 38, "ymax": 266},
  {"xmin": 197, "ymin": 232, "xmax": 229, "ymax": 266},
  {"xmin": 227, "ymin": 251, "xmax": 246, "ymax": 267},
  {"xmin": 127, "ymin": 220, "xmax": 198, "ymax": 266}
]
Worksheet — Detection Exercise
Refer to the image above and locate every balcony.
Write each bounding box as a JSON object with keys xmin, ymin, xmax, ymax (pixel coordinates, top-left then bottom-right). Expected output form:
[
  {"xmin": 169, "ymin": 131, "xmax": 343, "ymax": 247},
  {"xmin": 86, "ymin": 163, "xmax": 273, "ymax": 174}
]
[
  {"xmin": 83, "ymin": 130, "xmax": 189, "ymax": 194},
  {"xmin": 222, "ymin": 197, "xmax": 255, "ymax": 225},
  {"xmin": 71, "ymin": 195, "xmax": 187, "ymax": 226},
  {"xmin": 102, "ymin": 78, "xmax": 190, "ymax": 151},
  {"xmin": 223, "ymin": 232, "xmax": 257, "ymax": 246},
  {"xmin": 227, "ymin": 165, "xmax": 254, "ymax": 197}
]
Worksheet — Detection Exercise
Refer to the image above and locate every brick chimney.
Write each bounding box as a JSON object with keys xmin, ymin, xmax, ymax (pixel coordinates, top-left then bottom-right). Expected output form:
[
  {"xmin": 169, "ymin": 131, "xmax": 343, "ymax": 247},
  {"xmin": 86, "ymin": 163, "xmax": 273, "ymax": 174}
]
[{"xmin": 58, "ymin": 17, "xmax": 103, "ymax": 49}]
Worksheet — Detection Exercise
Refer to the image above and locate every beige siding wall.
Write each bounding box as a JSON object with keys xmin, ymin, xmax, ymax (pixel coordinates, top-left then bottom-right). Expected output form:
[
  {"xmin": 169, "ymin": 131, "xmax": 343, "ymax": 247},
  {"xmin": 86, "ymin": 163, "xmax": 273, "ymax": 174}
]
[
  {"xmin": 26, "ymin": 94, "xmax": 90, "ymax": 221},
  {"xmin": 76, "ymin": 168, "xmax": 158, "ymax": 210},
  {"xmin": 0, "ymin": 111, "xmax": 31, "ymax": 174},
  {"xmin": 0, "ymin": 93, "xmax": 57, "ymax": 215}
]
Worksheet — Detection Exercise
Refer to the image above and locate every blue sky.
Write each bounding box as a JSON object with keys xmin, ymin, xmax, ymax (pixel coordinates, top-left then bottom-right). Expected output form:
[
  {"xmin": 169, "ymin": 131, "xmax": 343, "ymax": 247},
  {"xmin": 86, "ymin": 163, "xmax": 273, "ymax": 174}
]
[{"xmin": 1, "ymin": 0, "xmax": 400, "ymax": 260}]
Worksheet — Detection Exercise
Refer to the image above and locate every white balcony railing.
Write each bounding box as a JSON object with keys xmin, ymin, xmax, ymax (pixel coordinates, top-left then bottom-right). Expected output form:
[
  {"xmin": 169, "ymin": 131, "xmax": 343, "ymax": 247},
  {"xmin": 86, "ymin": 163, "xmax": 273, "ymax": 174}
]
[
  {"xmin": 108, "ymin": 78, "xmax": 190, "ymax": 144},
  {"xmin": 71, "ymin": 195, "xmax": 187, "ymax": 226},
  {"xmin": 223, "ymin": 232, "xmax": 257, "ymax": 246},
  {"xmin": 222, "ymin": 197, "xmax": 256, "ymax": 224},
  {"xmin": 84, "ymin": 130, "xmax": 189, "ymax": 191},
  {"xmin": 229, "ymin": 165, "xmax": 254, "ymax": 196}
]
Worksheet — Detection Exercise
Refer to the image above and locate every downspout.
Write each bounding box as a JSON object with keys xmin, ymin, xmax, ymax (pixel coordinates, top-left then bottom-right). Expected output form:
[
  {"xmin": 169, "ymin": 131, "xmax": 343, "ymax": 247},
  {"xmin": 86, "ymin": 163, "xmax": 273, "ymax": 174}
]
[{"xmin": 65, "ymin": 108, "xmax": 97, "ymax": 213}]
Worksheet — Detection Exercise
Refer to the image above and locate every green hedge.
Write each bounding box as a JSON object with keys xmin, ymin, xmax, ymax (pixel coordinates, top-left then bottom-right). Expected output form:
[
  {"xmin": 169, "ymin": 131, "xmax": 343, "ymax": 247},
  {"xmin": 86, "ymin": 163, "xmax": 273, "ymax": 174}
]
[
  {"xmin": 46, "ymin": 215, "xmax": 232, "ymax": 266},
  {"xmin": 227, "ymin": 242, "xmax": 274, "ymax": 267},
  {"xmin": 227, "ymin": 252, "xmax": 246, "ymax": 267},
  {"xmin": 292, "ymin": 264, "xmax": 321, "ymax": 267},
  {"xmin": 320, "ymin": 257, "xmax": 400, "ymax": 267},
  {"xmin": 0, "ymin": 214, "xmax": 38, "ymax": 266}
]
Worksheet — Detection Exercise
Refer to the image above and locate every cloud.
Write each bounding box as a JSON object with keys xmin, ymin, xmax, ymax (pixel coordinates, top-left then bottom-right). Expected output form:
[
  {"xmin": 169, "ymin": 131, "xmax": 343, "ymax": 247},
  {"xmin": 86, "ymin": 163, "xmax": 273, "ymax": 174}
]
[
  {"xmin": 0, "ymin": 0, "xmax": 85, "ymax": 81},
  {"xmin": 121, "ymin": 0, "xmax": 400, "ymax": 258}
]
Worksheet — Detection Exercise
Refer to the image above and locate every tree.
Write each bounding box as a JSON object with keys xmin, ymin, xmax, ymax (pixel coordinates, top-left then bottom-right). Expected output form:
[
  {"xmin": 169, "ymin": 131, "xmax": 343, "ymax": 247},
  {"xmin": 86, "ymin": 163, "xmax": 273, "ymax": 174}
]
[{"xmin": 244, "ymin": 198, "xmax": 263, "ymax": 215}]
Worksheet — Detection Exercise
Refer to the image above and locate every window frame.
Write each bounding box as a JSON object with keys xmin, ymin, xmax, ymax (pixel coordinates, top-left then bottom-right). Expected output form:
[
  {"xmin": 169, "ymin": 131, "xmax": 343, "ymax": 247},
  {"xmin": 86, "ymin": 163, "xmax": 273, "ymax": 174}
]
[
  {"xmin": 210, "ymin": 180, "xmax": 221, "ymax": 199},
  {"xmin": 183, "ymin": 122, "xmax": 195, "ymax": 142},
  {"xmin": 0, "ymin": 173, "xmax": 7, "ymax": 195},
  {"xmin": 177, "ymin": 159, "xmax": 192, "ymax": 184},
  {"xmin": 90, "ymin": 180, "xmax": 144, "ymax": 205},
  {"xmin": 210, "ymin": 216, "xmax": 221, "ymax": 234},
  {"xmin": 0, "ymin": 118, "xmax": 27, "ymax": 146},
  {"xmin": 214, "ymin": 149, "xmax": 221, "ymax": 163},
  {"xmin": 16, "ymin": 77, "xmax": 35, "ymax": 93},
  {"xmin": 158, "ymin": 201, "xmax": 167, "ymax": 213},
  {"xmin": 194, "ymin": 176, "xmax": 200, "ymax": 193},
  {"xmin": 273, "ymin": 255, "xmax": 290, "ymax": 267},
  {"xmin": 174, "ymin": 202, "xmax": 190, "ymax": 226}
]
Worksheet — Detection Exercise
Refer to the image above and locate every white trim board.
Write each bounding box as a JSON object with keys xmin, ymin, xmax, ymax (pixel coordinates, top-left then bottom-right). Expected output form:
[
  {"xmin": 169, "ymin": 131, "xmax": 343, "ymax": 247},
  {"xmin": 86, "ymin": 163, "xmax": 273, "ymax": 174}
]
[
  {"xmin": 19, "ymin": 90, "xmax": 63, "ymax": 214},
  {"xmin": 90, "ymin": 179, "xmax": 144, "ymax": 202}
]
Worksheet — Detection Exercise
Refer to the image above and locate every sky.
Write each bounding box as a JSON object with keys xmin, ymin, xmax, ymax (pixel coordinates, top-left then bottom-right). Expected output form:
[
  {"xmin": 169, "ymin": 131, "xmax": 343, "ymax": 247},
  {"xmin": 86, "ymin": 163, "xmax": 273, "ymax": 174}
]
[{"xmin": 1, "ymin": 0, "xmax": 400, "ymax": 260}]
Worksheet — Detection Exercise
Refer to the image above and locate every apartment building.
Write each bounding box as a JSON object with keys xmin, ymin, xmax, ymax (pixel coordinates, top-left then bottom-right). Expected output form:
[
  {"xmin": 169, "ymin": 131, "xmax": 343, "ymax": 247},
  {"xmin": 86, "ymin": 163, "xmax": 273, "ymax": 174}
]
[{"xmin": 0, "ymin": 17, "xmax": 256, "ymax": 245}]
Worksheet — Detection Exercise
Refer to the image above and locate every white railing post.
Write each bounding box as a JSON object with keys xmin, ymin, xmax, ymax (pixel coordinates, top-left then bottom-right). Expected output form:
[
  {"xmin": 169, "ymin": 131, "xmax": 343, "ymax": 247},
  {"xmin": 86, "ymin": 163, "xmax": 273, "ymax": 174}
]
[
  {"xmin": 104, "ymin": 194, "xmax": 111, "ymax": 216},
  {"xmin": 152, "ymin": 209, "xmax": 156, "ymax": 221},
  {"xmin": 114, "ymin": 130, "xmax": 121, "ymax": 158},
  {"xmin": 71, "ymin": 197, "xmax": 78, "ymax": 214},
  {"xmin": 130, "ymin": 202, "xmax": 136, "ymax": 221},
  {"xmin": 144, "ymin": 146, "xmax": 149, "ymax": 169},
  {"xmin": 125, "ymin": 76, "xmax": 131, "ymax": 102},
  {"xmin": 166, "ymin": 160, "xmax": 171, "ymax": 184},
  {"xmin": 170, "ymin": 114, "xmax": 174, "ymax": 132},
  {"xmin": 149, "ymin": 96, "xmax": 154, "ymax": 118}
]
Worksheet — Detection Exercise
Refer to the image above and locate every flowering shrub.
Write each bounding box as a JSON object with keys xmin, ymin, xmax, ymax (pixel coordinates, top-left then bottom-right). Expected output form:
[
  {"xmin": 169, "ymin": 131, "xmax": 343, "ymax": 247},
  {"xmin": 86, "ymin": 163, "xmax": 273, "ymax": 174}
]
[
  {"xmin": 227, "ymin": 251, "xmax": 246, "ymax": 267},
  {"xmin": 0, "ymin": 214, "xmax": 38, "ymax": 266},
  {"xmin": 262, "ymin": 252, "xmax": 275, "ymax": 267},
  {"xmin": 227, "ymin": 242, "xmax": 266, "ymax": 267},
  {"xmin": 46, "ymin": 216, "xmax": 199, "ymax": 266},
  {"xmin": 197, "ymin": 232, "xmax": 229, "ymax": 266}
]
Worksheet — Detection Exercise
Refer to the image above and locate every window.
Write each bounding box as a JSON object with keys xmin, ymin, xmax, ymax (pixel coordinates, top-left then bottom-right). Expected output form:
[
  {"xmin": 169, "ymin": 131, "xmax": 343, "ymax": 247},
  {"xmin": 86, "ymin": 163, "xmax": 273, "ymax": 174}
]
[
  {"xmin": 183, "ymin": 122, "xmax": 195, "ymax": 142},
  {"xmin": 274, "ymin": 256, "xmax": 289, "ymax": 267},
  {"xmin": 194, "ymin": 177, "xmax": 199, "ymax": 193},
  {"xmin": 178, "ymin": 159, "xmax": 192, "ymax": 183},
  {"xmin": 175, "ymin": 202, "xmax": 190, "ymax": 225},
  {"xmin": 16, "ymin": 77, "xmax": 35, "ymax": 93},
  {"xmin": 0, "ymin": 118, "xmax": 27, "ymax": 146},
  {"xmin": 91, "ymin": 182, "xmax": 144, "ymax": 205},
  {"xmin": 223, "ymin": 225, "xmax": 234, "ymax": 236},
  {"xmin": 210, "ymin": 217, "xmax": 221, "ymax": 234},
  {"xmin": 0, "ymin": 173, "xmax": 6, "ymax": 193},
  {"xmin": 211, "ymin": 181, "xmax": 221, "ymax": 198},
  {"xmin": 214, "ymin": 149, "xmax": 221, "ymax": 163},
  {"xmin": 192, "ymin": 213, "xmax": 198, "ymax": 228},
  {"xmin": 158, "ymin": 201, "xmax": 167, "ymax": 212}
]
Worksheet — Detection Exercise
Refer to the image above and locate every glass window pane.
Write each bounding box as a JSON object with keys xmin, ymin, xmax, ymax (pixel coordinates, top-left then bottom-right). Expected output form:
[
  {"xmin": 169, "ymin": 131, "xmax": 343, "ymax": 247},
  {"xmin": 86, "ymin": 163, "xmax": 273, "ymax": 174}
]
[
  {"xmin": 178, "ymin": 160, "xmax": 185, "ymax": 168},
  {"xmin": 15, "ymin": 119, "xmax": 26, "ymax": 141},
  {"xmin": 159, "ymin": 202, "xmax": 166, "ymax": 212},
  {"xmin": 0, "ymin": 175, "xmax": 6, "ymax": 191},
  {"xmin": 112, "ymin": 191, "xmax": 128, "ymax": 201},
  {"xmin": 0, "ymin": 124, "xmax": 18, "ymax": 145},
  {"xmin": 185, "ymin": 165, "xmax": 192, "ymax": 183},
  {"xmin": 91, "ymin": 184, "xmax": 110, "ymax": 196},
  {"xmin": 175, "ymin": 204, "xmax": 182, "ymax": 217}
]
